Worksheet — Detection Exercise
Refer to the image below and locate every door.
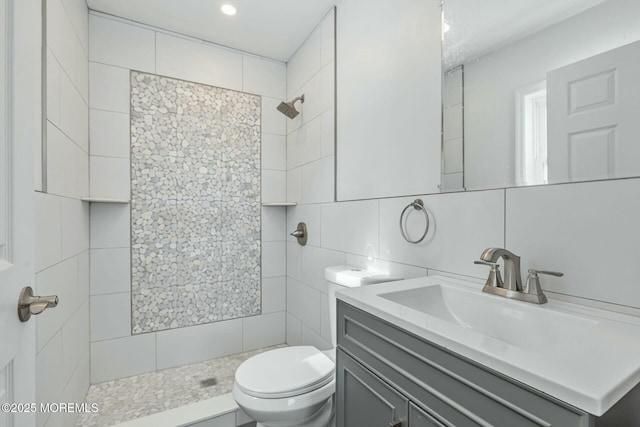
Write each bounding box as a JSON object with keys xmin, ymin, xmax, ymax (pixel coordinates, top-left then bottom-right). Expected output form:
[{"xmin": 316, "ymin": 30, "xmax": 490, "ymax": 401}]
[
  {"xmin": 0, "ymin": 0, "xmax": 40, "ymax": 426},
  {"xmin": 336, "ymin": 349, "xmax": 409, "ymax": 427},
  {"xmin": 547, "ymin": 40, "xmax": 640, "ymax": 183}
]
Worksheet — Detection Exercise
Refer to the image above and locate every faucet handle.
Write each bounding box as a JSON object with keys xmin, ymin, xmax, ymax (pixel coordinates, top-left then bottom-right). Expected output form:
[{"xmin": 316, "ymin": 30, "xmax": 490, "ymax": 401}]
[
  {"xmin": 524, "ymin": 269, "xmax": 564, "ymax": 304},
  {"xmin": 474, "ymin": 260, "xmax": 499, "ymax": 267},
  {"xmin": 528, "ymin": 269, "xmax": 563, "ymax": 278},
  {"xmin": 474, "ymin": 260, "xmax": 504, "ymax": 288}
]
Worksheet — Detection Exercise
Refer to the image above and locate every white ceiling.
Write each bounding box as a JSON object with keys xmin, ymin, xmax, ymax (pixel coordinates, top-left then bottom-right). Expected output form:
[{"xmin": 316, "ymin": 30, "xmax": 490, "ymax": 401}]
[
  {"xmin": 443, "ymin": 0, "xmax": 608, "ymax": 68},
  {"xmin": 86, "ymin": 0, "xmax": 335, "ymax": 62}
]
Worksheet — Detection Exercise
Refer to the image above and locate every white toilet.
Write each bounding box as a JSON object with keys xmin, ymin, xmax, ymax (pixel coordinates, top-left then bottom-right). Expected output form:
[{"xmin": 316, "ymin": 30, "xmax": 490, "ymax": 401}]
[{"xmin": 232, "ymin": 266, "xmax": 400, "ymax": 427}]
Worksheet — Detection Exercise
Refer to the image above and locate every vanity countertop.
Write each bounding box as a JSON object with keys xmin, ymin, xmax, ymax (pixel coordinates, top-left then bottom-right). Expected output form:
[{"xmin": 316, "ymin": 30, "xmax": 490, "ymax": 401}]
[{"xmin": 336, "ymin": 275, "xmax": 640, "ymax": 416}]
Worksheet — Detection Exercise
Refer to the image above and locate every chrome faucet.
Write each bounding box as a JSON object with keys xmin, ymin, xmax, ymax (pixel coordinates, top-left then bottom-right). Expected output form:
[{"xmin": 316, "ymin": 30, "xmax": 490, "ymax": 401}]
[{"xmin": 474, "ymin": 248, "xmax": 563, "ymax": 305}]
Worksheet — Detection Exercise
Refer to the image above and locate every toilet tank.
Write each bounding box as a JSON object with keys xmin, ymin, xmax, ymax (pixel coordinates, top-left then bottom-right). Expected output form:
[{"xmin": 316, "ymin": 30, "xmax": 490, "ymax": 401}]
[{"xmin": 324, "ymin": 266, "xmax": 401, "ymax": 348}]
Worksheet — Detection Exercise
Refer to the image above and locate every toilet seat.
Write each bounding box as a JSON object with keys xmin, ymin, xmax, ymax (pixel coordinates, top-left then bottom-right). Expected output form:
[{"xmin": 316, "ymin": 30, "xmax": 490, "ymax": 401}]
[{"xmin": 235, "ymin": 346, "xmax": 335, "ymax": 399}]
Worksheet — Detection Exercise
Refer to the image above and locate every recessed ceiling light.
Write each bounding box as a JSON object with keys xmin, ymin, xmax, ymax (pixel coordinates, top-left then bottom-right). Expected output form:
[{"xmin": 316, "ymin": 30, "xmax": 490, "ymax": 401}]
[{"xmin": 221, "ymin": 4, "xmax": 237, "ymax": 16}]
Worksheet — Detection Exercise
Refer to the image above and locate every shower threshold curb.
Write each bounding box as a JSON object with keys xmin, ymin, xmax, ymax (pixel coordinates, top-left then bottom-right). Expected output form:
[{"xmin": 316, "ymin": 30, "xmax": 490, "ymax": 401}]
[{"xmin": 112, "ymin": 393, "xmax": 239, "ymax": 427}]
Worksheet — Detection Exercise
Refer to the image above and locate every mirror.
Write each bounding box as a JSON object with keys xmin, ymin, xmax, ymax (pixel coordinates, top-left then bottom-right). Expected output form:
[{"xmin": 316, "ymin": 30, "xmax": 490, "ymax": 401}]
[
  {"xmin": 442, "ymin": 0, "xmax": 640, "ymax": 192},
  {"xmin": 336, "ymin": 0, "xmax": 442, "ymax": 201}
]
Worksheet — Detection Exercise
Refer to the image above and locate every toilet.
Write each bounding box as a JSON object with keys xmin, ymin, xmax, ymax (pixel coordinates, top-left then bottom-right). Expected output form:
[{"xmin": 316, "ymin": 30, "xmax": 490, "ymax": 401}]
[{"xmin": 232, "ymin": 266, "xmax": 400, "ymax": 427}]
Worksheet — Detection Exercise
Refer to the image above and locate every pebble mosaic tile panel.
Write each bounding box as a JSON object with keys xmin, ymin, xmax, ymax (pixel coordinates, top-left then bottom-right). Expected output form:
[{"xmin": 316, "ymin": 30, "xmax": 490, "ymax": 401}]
[{"xmin": 130, "ymin": 71, "xmax": 261, "ymax": 333}]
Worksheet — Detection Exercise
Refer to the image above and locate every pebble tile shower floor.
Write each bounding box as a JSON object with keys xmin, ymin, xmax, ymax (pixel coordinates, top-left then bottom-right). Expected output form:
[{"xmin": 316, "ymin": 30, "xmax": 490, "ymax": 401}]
[{"xmin": 76, "ymin": 347, "xmax": 280, "ymax": 426}]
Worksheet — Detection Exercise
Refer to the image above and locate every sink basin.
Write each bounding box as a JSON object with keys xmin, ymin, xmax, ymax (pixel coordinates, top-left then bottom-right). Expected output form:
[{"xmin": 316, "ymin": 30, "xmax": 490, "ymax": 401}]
[
  {"xmin": 379, "ymin": 284, "xmax": 598, "ymax": 351},
  {"xmin": 335, "ymin": 275, "xmax": 640, "ymax": 416}
]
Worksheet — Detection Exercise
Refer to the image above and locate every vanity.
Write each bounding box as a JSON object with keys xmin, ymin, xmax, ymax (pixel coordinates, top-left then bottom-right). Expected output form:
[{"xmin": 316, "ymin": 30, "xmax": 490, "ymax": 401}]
[{"xmin": 335, "ymin": 276, "xmax": 640, "ymax": 426}]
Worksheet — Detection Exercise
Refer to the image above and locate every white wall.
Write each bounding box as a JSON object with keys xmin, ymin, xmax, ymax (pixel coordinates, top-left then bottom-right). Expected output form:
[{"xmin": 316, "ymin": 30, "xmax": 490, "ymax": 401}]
[
  {"xmin": 286, "ymin": 0, "xmax": 640, "ymax": 351},
  {"xmin": 36, "ymin": 0, "xmax": 90, "ymax": 425},
  {"xmin": 284, "ymin": 9, "xmax": 337, "ymax": 348},
  {"xmin": 285, "ymin": 8, "xmax": 335, "ymax": 205},
  {"xmin": 88, "ymin": 13, "xmax": 287, "ymax": 383},
  {"xmin": 463, "ymin": 0, "xmax": 640, "ymax": 190}
]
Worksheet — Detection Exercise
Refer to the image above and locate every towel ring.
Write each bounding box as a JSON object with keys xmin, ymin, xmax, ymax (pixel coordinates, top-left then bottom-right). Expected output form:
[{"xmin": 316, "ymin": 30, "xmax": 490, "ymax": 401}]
[{"xmin": 399, "ymin": 199, "xmax": 429, "ymax": 244}]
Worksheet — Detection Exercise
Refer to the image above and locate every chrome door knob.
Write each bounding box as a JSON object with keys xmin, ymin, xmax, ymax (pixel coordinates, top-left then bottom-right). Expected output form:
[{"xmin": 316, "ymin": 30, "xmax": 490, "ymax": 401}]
[{"xmin": 18, "ymin": 286, "xmax": 59, "ymax": 322}]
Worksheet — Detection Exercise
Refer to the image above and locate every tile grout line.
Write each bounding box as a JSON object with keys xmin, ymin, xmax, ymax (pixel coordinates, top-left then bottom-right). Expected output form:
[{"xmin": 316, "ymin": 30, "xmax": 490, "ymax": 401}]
[{"xmin": 503, "ymin": 188, "xmax": 507, "ymax": 248}]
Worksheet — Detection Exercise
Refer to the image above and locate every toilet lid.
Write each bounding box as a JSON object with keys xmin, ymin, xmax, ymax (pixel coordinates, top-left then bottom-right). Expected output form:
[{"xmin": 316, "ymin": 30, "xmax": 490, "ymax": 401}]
[{"xmin": 235, "ymin": 346, "xmax": 335, "ymax": 399}]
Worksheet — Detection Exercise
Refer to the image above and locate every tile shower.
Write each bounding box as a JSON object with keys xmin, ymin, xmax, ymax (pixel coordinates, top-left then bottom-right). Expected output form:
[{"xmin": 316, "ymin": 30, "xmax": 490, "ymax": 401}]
[
  {"xmin": 130, "ymin": 71, "xmax": 262, "ymax": 333},
  {"xmin": 77, "ymin": 347, "xmax": 280, "ymax": 426},
  {"xmin": 86, "ymin": 12, "xmax": 287, "ymax": 415}
]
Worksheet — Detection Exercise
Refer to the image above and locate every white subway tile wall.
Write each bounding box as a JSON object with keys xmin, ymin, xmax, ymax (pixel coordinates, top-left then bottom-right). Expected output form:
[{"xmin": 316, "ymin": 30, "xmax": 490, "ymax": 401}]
[
  {"xmin": 35, "ymin": 193, "xmax": 62, "ymax": 271},
  {"xmin": 89, "ymin": 156, "xmax": 130, "ymax": 199},
  {"xmin": 155, "ymin": 33, "xmax": 243, "ymax": 91},
  {"xmin": 36, "ymin": 256, "xmax": 79, "ymax": 352},
  {"xmin": 89, "ymin": 203, "xmax": 131, "ymax": 249},
  {"xmin": 242, "ymin": 55, "xmax": 287, "ymax": 99},
  {"xmin": 506, "ymin": 179, "xmax": 640, "ymax": 308},
  {"xmin": 286, "ymin": 10, "xmax": 336, "ymax": 209},
  {"xmin": 89, "ymin": 14, "xmax": 156, "ymax": 72},
  {"xmin": 89, "ymin": 62, "xmax": 131, "ymax": 113},
  {"xmin": 90, "ymin": 293, "xmax": 132, "ymax": 341},
  {"xmin": 261, "ymin": 242, "xmax": 287, "ymax": 278},
  {"xmin": 262, "ymin": 207, "xmax": 286, "ymax": 242},
  {"xmin": 320, "ymin": 199, "xmax": 379, "ymax": 257},
  {"xmin": 89, "ymin": 109, "xmax": 131, "ymax": 158},
  {"xmin": 261, "ymin": 133, "xmax": 287, "ymax": 172},
  {"xmin": 156, "ymin": 319, "xmax": 244, "ymax": 370},
  {"xmin": 89, "ymin": 248, "xmax": 131, "ymax": 295},
  {"xmin": 286, "ymin": 26, "xmax": 322, "ymax": 100},
  {"xmin": 36, "ymin": 0, "xmax": 90, "ymax": 425},
  {"xmin": 261, "ymin": 170, "xmax": 287, "ymax": 203},
  {"xmin": 46, "ymin": 123, "xmax": 82, "ymax": 198},
  {"xmin": 261, "ymin": 277, "xmax": 287, "ymax": 314},
  {"xmin": 242, "ymin": 312, "xmax": 287, "ymax": 352},
  {"xmin": 261, "ymin": 96, "xmax": 287, "ymax": 136},
  {"xmin": 287, "ymin": 278, "xmax": 322, "ymax": 334},
  {"xmin": 90, "ymin": 334, "xmax": 157, "ymax": 383}
]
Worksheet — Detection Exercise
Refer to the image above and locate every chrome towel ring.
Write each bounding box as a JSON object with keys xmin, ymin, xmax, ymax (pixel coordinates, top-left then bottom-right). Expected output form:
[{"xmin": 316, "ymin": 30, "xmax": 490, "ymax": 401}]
[{"xmin": 399, "ymin": 199, "xmax": 429, "ymax": 244}]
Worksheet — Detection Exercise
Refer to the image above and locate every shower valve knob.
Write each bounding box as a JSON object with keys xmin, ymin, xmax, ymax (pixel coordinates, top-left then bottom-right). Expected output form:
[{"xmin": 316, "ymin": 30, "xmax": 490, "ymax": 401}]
[{"xmin": 290, "ymin": 222, "xmax": 308, "ymax": 246}]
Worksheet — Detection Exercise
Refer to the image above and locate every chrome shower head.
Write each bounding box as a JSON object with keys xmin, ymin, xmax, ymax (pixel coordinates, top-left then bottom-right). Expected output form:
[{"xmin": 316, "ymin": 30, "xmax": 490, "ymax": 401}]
[{"xmin": 277, "ymin": 94, "xmax": 305, "ymax": 119}]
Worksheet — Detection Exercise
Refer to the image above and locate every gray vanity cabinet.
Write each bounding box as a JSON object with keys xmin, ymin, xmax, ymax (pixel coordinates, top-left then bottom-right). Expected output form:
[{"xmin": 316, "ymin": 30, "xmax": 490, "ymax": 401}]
[
  {"xmin": 336, "ymin": 349, "xmax": 409, "ymax": 427},
  {"xmin": 336, "ymin": 349, "xmax": 446, "ymax": 427},
  {"xmin": 409, "ymin": 403, "xmax": 446, "ymax": 427},
  {"xmin": 336, "ymin": 301, "xmax": 594, "ymax": 427}
]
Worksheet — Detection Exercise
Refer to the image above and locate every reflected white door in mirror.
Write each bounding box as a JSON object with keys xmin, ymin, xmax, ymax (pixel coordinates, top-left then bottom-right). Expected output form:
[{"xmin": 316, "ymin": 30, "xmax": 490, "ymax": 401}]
[{"xmin": 443, "ymin": 0, "xmax": 640, "ymax": 191}]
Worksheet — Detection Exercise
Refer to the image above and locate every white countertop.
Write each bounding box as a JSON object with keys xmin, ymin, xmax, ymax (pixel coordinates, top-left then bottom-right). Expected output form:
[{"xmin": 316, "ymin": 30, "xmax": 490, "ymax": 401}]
[{"xmin": 336, "ymin": 275, "xmax": 640, "ymax": 416}]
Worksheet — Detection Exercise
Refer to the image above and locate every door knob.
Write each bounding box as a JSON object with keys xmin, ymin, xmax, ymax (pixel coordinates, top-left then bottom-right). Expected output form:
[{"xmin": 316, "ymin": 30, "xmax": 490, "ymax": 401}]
[{"xmin": 18, "ymin": 286, "xmax": 58, "ymax": 322}]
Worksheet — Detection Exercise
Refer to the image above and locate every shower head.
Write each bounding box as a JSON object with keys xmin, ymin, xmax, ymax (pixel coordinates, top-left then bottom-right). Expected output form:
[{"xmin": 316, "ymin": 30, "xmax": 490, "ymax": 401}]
[{"xmin": 277, "ymin": 95, "xmax": 305, "ymax": 119}]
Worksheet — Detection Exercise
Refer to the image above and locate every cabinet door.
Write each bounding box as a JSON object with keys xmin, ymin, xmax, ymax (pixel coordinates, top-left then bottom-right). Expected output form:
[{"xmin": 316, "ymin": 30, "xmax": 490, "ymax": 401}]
[
  {"xmin": 337, "ymin": 349, "xmax": 409, "ymax": 427},
  {"xmin": 409, "ymin": 403, "xmax": 445, "ymax": 427}
]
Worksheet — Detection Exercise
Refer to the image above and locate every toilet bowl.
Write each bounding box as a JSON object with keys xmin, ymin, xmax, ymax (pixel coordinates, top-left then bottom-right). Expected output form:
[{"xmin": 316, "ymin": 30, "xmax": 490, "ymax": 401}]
[
  {"xmin": 233, "ymin": 346, "xmax": 335, "ymax": 427},
  {"xmin": 232, "ymin": 266, "xmax": 401, "ymax": 427}
]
